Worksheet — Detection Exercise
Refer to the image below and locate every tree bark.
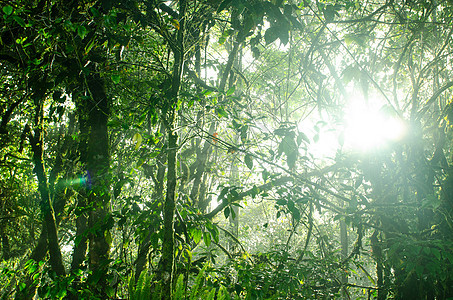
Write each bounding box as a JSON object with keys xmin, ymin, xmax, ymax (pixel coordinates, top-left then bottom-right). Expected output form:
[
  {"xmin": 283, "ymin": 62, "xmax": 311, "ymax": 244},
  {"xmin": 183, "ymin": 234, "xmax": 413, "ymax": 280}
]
[
  {"xmin": 158, "ymin": 1, "xmax": 186, "ymax": 298},
  {"xmin": 29, "ymin": 113, "xmax": 66, "ymax": 277},
  {"xmin": 135, "ymin": 129, "xmax": 166, "ymax": 282},
  {"xmin": 84, "ymin": 72, "xmax": 111, "ymax": 293},
  {"xmin": 340, "ymin": 219, "xmax": 348, "ymax": 299},
  {"xmin": 160, "ymin": 128, "xmax": 178, "ymax": 299}
]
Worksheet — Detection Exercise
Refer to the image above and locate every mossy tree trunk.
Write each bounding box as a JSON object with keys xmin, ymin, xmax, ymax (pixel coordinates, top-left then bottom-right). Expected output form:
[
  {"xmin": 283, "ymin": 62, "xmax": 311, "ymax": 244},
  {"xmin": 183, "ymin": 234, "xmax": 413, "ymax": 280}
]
[
  {"xmin": 159, "ymin": 1, "xmax": 186, "ymax": 298},
  {"xmin": 85, "ymin": 72, "xmax": 111, "ymax": 293}
]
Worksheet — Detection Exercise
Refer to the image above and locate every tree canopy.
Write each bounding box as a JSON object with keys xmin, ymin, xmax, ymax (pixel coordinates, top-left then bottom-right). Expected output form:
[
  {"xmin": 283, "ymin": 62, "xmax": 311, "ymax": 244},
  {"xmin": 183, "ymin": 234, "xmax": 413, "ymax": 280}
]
[{"xmin": 1, "ymin": 0, "xmax": 453, "ymax": 299}]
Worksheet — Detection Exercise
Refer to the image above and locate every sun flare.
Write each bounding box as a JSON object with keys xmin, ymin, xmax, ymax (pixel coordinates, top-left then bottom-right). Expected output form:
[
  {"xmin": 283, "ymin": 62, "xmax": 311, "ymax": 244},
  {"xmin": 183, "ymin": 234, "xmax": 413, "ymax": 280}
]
[{"xmin": 344, "ymin": 99, "xmax": 407, "ymax": 150}]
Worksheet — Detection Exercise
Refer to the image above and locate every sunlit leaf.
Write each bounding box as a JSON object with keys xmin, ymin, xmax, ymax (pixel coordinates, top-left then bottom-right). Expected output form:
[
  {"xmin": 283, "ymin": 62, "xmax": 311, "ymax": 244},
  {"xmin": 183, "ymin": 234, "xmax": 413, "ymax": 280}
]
[
  {"xmin": 203, "ymin": 231, "xmax": 211, "ymax": 247},
  {"xmin": 192, "ymin": 229, "xmax": 202, "ymax": 244},
  {"xmin": 226, "ymin": 86, "xmax": 235, "ymax": 96},
  {"xmin": 85, "ymin": 39, "xmax": 96, "ymax": 55},
  {"xmin": 216, "ymin": 107, "xmax": 228, "ymax": 118},
  {"xmin": 171, "ymin": 19, "xmax": 180, "ymax": 30},
  {"xmin": 132, "ymin": 133, "xmax": 142, "ymax": 150}
]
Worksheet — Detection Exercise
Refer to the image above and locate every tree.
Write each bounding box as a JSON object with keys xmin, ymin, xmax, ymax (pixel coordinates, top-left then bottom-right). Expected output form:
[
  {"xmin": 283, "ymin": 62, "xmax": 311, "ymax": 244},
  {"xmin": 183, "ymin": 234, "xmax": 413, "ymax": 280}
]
[{"xmin": 1, "ymin": 0, "xmax": 453, "ymax": 299}]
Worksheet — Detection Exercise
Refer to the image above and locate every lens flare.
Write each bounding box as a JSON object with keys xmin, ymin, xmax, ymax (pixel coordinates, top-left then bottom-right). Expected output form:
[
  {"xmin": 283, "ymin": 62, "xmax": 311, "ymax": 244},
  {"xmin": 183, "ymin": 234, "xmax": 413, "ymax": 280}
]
[
  {"xmin": 344, "ymin": 100, "xmax": 406, "ymax": 151},
  {"xmin": 61, "ymin": 171, "xmax": 92, "ymax": 189}
]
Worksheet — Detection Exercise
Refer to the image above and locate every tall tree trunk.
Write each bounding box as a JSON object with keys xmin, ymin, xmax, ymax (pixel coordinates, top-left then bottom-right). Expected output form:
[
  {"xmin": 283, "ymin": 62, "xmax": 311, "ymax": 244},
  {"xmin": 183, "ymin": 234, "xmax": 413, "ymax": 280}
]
[
  {"xmin": 159, "ymin": 1, "xmax": 186, "ymax": 298},
  {"xmin": 160, "ymin": 127, "xmax": 178, "ymax": 299},
  {"xmin": 30, "ymin": 107, "xmax": 66, "ymax": 277},
  {"xmin": 135, "ymin": 127, "xmax": 166, "ymax": 282},
  {"xmin": 371, "ymin": 230, "xmax": 385, "ymax": 300},
  {"xmin": 16, "ymin": 104, "xmax": 66, "ymax": 300},
  {"xmin": 340, "ymin": 219, "xmax": 348, "ymax": 298},
  {"xmin": 68, "ymin": 92, "xmax": 90, "ymax": 299},
  {"xmin": 80, "ymin": 71, "xmax": 111, "ymax": 295}
]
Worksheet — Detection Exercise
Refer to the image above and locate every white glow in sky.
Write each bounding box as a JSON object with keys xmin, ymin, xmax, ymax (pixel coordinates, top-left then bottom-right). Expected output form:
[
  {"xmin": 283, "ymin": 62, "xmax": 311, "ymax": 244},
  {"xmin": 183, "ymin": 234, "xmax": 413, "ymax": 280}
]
[{"xmin": 343, "ymin": 99, "xmax": 407, "ymax": 151}]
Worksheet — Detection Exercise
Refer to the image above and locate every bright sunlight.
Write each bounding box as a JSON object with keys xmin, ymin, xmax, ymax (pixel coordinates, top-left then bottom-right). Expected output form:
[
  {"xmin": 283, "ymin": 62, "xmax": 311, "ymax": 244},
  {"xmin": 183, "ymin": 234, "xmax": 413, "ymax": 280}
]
[{"xmin": 343, "ymin": 97, "xmax": 407, "ymax": 151}]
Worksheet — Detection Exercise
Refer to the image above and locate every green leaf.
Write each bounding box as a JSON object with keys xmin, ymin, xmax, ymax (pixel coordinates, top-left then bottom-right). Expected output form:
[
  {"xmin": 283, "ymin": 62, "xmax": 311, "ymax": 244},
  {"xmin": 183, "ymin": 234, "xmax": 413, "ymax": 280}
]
[
  {"xmin": 13, "ymin": 16, "xmax": 26, "ymax": 27},
  {"xmin": 31, "ymin": 58, "xmax": 41, "ymax": 65},
  {"xmin": 276, "ymin": 198, "xmax": 287, "ymax": 206},
  {"xmin": 217, "ymin": 0, "xmax": 233, "ymax": 13},
  {"xmin": 57, "ymin": 288, "xmax": 68, "ymax": 299},
  {"xmin": 286, "ymin": 151, "xmax": 297, "ymax": 169},
  {"xmin": 230, "ymin": 206, "xmax": 236, "ymax": 219},
  {"xmin": 226, "ymin": 86, "xmax": 236, "ymax": 96},
  {"xmin": 251, "ymin": 46, "xmax": 260, "ymax": 59},
  {"xmin": 132, "ymin": 133, "xmax": 142, "ymax": 150},
  {"xmin": 264, "ymin": 26, "xmax": 279, "ymax": 44},
  {"xmin": 111, "ymin": 74, "xmax": 120, "ymax": 84},
  {"xmin": 224, "ymin": 206, "xmax": 230, "ymax": 219},
  {"xmin": 90, "ymin": 7, "xmax": 101, "ymax": 17},
  {"xmin": 192, "ymin": 229, "xmax": 202, "ymax": 244},
  {"xmin": 184, "ymin": 248, "xmax": 192, "ymax": 262},
  {"xmin": 415, "ymin": 264, "xmax": 424, "ymax": 277},
  {"xmin": 297, "ymin": 132, "xmax": 310, "ymax": 145},
  {"xmin": 85, "ymin": 39, "xmax": 96, "ymax": 55},
  {"xmin": 264, "ymin": 24, "xmax": 289, "ymax": 45},
  {"xmin": 174, "ymin": 274, "xmax": 185, "ymax": 299},
  {"xmin": 291, "ymin": 206, "xmax": 300, "ymax": 220},
  {"xmin": 77, "ymin": 25, "xmax": 88, "ymax": 39},
  {"xmin": 287, "ymin": 199, "xmax": 295, "ymax": 212},
  {"xmin": 216, "ymin": 107, "xmax": 228, "ymax": 118},
  {"xmin": 107, "ymin": 119, "xmax": 122, "ymax": 128},
  {"xmin": 3, "ymin": 5, "xmax": 13, "ymax": 15},
  {"xmin": 19, "ymin": 282, "xmax": 26, "ymax": 292},
  {"xmin": 244, "ymin": 154, "xmax": 253, "ymax": 170},
  {"xmin": 209, "ymin": 226, "xmax": 220, "ymax": 243},
  {"xmin": 240, "ymin": 125, "xmax": 248, "ymax": 143},
  {"xmin": 431, "ymin": 248, "xmax": 441, "ymax": 261},
  {"xmin": 203, "ymin": 231, "xmax": 211, "ymax": 247}
]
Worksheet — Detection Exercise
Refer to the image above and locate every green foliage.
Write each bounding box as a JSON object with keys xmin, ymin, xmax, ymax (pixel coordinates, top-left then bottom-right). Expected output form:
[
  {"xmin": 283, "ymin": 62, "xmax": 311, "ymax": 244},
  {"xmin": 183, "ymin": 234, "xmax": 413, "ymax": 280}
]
[
  {"xmin": 1, "ymin": 0, "xmax": 453, "ymax": 299},
  {"xmin": 128, "ymin": 271, "xmax": 153, "ymax": 300}
]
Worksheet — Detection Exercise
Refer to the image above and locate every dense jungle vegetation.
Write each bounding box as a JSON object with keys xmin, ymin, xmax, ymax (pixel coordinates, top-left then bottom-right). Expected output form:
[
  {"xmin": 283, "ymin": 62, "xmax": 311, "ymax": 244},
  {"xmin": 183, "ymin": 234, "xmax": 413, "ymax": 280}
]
[{"xmin": 1, "ymin": 0, "xmax": 453, "ymax": 299}]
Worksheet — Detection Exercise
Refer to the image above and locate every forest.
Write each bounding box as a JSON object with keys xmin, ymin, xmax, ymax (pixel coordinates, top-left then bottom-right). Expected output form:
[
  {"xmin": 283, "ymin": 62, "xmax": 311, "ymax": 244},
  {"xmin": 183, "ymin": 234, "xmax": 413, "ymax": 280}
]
[{"xmin": 1, "ymin": 0, "xmax": 453, "ymax": 299}]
